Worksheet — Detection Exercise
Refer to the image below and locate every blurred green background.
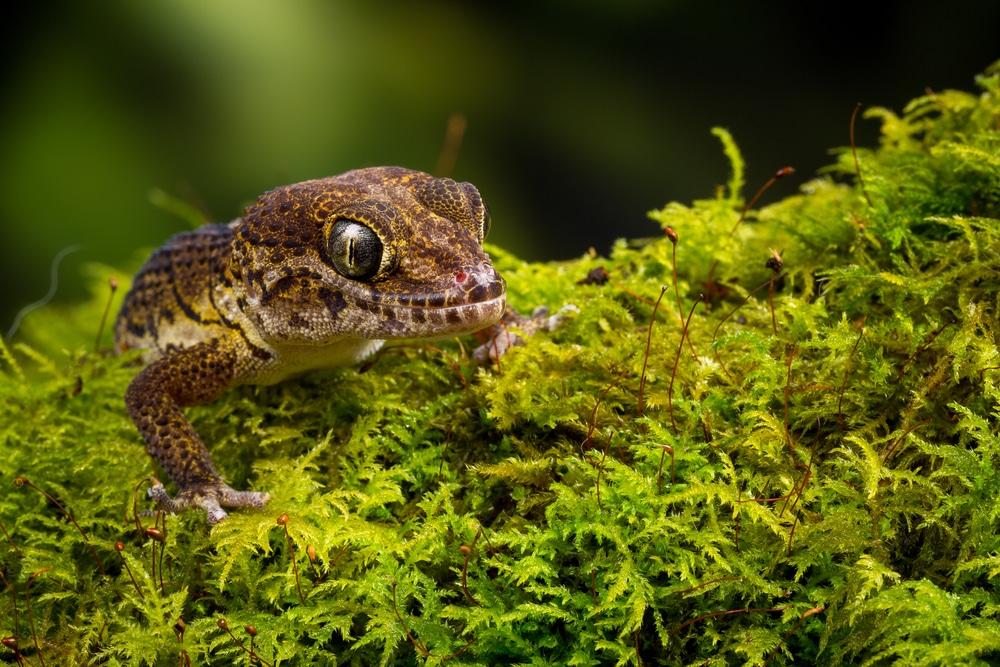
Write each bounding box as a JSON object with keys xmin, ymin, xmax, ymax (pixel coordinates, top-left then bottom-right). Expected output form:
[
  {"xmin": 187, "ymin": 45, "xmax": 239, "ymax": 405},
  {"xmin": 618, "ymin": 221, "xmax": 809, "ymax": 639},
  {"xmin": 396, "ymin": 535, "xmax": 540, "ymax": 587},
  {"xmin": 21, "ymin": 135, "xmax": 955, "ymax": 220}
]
[{"xmin": 2, "ymin": 1, "xmax": 998, "ymax": 335}]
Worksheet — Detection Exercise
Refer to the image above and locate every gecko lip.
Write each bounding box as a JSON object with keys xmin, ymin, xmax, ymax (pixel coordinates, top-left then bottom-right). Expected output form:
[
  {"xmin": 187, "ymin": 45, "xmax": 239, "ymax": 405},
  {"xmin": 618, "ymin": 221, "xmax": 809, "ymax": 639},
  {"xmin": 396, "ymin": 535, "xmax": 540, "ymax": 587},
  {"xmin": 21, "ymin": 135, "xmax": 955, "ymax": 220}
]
[{"xmin": 373, "ymin": 292, "xmax": 507, "ymax": 340}]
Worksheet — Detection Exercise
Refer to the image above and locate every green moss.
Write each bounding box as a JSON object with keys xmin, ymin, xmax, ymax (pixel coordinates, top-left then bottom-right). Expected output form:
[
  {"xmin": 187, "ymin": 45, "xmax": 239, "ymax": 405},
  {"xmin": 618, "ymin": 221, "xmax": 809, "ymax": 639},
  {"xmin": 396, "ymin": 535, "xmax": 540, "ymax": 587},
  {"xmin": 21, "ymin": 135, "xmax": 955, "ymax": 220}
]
[{"xmin": 3, "ymin": 63, "xmax": 1000, "ymax": 666}]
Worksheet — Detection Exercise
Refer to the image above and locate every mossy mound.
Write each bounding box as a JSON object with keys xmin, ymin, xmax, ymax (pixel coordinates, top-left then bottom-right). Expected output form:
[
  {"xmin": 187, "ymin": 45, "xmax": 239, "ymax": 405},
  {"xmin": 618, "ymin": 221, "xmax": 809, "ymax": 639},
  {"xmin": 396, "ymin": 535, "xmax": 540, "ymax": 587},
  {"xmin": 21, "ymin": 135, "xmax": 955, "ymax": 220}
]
[{"xmin": 2, "ymin": 64, "xmax": 1000, "ymax": 666}]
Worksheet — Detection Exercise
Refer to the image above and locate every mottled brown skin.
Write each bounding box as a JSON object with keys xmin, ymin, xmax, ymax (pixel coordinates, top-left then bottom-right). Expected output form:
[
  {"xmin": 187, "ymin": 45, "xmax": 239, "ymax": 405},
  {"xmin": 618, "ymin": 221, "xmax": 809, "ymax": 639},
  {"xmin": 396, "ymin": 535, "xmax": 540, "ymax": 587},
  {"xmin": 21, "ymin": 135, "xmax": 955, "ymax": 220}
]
[{"xmin": 115, "ymin": 167, "xmax": 506, "ymax": 523}]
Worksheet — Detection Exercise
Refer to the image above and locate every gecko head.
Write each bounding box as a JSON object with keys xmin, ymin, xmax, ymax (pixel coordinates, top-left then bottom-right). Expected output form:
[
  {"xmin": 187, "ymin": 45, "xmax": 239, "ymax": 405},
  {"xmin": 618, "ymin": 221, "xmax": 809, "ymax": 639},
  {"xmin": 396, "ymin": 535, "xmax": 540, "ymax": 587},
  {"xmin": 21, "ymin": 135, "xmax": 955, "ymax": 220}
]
[{"xmin": 230, "ymin": 167, "xmax": 506, "ymax": 345}]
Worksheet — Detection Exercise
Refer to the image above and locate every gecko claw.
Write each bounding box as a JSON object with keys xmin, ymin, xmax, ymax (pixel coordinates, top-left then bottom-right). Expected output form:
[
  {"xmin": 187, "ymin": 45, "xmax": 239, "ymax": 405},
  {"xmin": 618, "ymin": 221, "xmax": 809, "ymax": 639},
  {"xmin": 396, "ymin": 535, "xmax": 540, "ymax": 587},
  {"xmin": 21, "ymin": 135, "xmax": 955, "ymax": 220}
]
[{"xmin": 147, "ymin": 481, "xmax": 271, "ymax": 524}]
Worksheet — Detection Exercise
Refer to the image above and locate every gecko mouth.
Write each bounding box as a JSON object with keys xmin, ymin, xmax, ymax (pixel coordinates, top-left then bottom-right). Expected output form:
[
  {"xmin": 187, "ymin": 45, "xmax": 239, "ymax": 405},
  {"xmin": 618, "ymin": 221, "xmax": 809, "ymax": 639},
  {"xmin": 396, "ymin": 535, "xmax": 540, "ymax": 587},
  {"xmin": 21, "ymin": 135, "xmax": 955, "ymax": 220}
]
[
  {"xmin": 256, "ymin": 263, "xmax": 506, "ymax": 341},
  {"xmin": 360, "ymin": 292, "xmax": 507, "ymax": 340},
  {"xmin": 345, "ymin": 262, "xmax": 506, "ymax": 338}
]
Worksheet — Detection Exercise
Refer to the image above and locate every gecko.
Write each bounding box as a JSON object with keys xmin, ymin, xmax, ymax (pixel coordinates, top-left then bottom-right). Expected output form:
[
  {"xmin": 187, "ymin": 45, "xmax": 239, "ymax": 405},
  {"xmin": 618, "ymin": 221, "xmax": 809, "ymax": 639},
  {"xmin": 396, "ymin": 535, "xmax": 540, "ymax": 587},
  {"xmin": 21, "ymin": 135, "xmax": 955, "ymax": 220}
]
[{"xmin": 115, "ymin": 167, "xmax": 506, "ymax": 523}]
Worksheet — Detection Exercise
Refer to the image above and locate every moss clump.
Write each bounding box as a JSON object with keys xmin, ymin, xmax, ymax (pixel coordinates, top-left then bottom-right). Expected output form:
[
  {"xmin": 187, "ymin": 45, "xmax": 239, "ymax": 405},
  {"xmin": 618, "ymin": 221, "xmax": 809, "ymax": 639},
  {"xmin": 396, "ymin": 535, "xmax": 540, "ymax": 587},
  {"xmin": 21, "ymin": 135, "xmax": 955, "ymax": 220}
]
[{"xmin": 3, "ymin": 63, "xmax": 1000, "ymax": 666}]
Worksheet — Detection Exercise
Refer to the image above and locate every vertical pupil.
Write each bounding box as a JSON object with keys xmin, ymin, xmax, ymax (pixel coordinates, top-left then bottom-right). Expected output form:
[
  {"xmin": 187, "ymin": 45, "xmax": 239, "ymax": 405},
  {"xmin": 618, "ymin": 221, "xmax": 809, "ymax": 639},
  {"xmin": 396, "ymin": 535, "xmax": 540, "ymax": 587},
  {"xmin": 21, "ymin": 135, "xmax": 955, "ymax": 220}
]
[{"xmin": 328, "ymin": 219, "xmax": 384, "ymax": 279}]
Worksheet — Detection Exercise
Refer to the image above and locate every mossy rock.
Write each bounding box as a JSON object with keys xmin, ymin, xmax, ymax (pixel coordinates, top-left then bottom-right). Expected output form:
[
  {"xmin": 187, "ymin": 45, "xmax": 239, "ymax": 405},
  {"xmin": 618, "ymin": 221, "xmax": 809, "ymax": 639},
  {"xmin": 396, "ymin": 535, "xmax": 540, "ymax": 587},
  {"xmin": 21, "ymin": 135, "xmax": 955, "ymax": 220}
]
[{"xmin": 3, "ymin": 63, "xmax": 1000, "ymax": 666}]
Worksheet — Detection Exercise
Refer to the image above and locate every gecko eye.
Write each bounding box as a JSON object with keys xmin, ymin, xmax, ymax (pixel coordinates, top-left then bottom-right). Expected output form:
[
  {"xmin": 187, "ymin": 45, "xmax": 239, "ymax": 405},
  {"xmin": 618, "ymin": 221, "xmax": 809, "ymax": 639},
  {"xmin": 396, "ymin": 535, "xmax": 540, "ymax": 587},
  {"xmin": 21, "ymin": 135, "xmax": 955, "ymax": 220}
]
[{"xmin": 327, "ymin": 219, "xmax": 383, "ymax": 280}]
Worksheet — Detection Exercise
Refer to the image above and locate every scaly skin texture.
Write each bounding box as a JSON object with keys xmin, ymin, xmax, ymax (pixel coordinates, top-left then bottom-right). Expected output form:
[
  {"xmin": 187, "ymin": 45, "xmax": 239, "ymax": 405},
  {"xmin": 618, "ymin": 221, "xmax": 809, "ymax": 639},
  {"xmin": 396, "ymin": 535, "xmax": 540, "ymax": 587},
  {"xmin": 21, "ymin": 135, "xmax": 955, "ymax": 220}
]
[{"xmin": 115, "ymin": 167, "xmax": 506, "ymax": 522}]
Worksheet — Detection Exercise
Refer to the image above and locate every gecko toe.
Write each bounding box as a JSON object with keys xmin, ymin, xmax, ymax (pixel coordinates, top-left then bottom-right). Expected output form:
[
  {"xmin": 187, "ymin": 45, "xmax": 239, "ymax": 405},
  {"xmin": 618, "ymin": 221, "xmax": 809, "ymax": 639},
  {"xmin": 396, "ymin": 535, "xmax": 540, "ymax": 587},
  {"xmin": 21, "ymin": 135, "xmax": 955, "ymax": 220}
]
[{"xmin": 146, "ymin": 481, "xmax": 270, "ymax": 523}]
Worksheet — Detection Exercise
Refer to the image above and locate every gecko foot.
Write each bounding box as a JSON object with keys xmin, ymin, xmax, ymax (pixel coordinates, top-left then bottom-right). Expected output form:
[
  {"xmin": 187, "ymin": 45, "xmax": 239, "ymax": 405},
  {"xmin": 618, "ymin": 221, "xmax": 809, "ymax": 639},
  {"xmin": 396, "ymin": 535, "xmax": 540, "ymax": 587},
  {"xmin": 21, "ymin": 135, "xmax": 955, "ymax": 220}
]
[
  {"xmin": 147, "ymin": 480, "xmax": 271, "ymax": 524},
  {"xmin": 473, "ymin": 304, "xmax": 578, "ymax": 362}
]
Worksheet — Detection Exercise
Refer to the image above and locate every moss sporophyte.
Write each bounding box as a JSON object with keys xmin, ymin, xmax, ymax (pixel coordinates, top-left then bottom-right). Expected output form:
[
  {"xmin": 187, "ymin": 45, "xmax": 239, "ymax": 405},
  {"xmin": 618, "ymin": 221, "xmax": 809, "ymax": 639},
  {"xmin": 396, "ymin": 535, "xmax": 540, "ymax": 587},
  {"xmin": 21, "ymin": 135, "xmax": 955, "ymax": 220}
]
[{"xmin": 2, "ymin": 62, "xmax": 1000, "ymax": 665}]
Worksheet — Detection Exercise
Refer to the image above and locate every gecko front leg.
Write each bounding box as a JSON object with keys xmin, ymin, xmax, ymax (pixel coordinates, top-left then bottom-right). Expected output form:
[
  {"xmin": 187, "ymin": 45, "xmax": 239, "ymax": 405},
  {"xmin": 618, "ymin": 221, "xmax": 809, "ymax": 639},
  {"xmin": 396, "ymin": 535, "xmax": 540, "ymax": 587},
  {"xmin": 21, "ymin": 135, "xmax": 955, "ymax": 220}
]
[{"xmin": 124, "ymin": 337, "xmax": 270, "ymax": 523}]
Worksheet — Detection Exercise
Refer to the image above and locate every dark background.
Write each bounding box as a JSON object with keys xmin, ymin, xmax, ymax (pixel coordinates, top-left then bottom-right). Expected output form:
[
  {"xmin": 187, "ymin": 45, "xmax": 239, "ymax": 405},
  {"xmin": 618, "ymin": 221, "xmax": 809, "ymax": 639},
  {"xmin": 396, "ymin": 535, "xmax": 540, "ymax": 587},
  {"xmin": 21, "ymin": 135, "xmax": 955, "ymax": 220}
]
[{"xmin": 2, "ymin": 1, "xmax": 998, "ymax": 334}]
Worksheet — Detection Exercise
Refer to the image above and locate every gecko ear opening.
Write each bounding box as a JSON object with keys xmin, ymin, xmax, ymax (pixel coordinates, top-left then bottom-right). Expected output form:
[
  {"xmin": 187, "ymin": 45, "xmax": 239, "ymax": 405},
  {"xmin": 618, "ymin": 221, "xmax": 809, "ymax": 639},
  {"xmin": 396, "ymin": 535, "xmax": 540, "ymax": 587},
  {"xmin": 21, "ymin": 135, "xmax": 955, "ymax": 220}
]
[{"xmin": 481, "ymin": 202, "xmax": 492, "ymax": 240}]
